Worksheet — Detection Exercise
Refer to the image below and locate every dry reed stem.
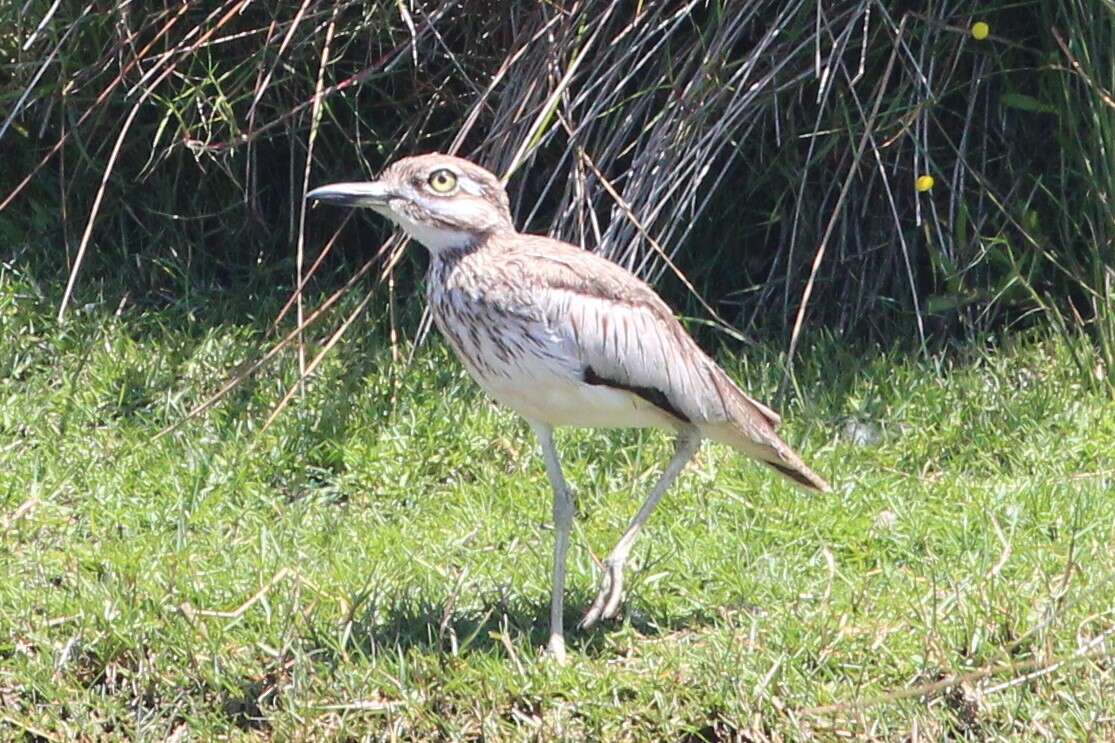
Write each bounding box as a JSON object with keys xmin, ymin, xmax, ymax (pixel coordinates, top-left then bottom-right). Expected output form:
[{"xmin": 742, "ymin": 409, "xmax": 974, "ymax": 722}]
[
  {"xmin": 783, "ymin": 11, "xmax": 906, "ymax": 388},
  {"xmin": 293, "ymin": 0, "xmax": 339, "ymax": 388},
  {"xmin": 56, "ymin": 0, "xmax": 255, "ymax": 320},
  {"xmin": 260, "ymin": 285, "xmax": 376, "ymax": 433}
]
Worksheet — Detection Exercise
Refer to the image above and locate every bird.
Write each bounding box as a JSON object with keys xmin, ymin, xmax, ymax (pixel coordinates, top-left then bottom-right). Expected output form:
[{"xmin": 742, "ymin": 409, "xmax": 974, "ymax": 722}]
[{"xmin": 307, "ymin": 153, "xmax": 830, "ymax": 664}]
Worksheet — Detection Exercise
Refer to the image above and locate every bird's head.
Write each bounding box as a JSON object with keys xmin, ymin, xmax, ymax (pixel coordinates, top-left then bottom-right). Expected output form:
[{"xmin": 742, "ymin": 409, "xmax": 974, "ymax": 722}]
[{"xmin": 307, "ymin": 153, "xmax": 514, "ymax": 253}]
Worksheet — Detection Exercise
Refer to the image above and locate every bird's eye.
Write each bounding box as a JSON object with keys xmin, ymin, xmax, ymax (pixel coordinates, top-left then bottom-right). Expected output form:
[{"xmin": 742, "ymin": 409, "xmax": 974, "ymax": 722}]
[{"xmin": 427, "ymin": 169, "xmax": 458, "ymax": 193}]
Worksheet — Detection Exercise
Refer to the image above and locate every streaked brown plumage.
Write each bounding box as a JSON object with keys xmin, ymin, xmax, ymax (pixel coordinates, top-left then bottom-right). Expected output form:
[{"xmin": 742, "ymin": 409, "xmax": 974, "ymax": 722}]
[{"xmin": 308, "ymin": 153, "xmax": 830, "ymax": 663}]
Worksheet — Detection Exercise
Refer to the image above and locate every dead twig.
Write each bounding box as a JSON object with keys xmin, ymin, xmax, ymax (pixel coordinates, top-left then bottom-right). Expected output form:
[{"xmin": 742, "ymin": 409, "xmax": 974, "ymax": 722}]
[{"xmin": 804, "ymin": 631, "xmax": 1115, "ymax": 716}]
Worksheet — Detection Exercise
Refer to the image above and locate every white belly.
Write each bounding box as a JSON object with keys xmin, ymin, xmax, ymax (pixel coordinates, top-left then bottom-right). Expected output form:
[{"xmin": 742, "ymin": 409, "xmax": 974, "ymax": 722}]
[{"xmin": 478, "ymin": 367, "xmax": 681, "ymax": 430}]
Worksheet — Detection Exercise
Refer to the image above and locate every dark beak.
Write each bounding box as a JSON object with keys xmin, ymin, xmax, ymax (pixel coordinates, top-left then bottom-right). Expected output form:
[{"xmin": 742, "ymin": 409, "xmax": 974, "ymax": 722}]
[{"xmin": 306, "ymin": 181, "xmax": 393, "ymax": 208}]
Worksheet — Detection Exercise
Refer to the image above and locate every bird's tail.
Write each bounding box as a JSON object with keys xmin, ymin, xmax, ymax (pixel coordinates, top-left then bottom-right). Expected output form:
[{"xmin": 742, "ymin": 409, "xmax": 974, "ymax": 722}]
[
  {"xmin": 760, "ymin": 451, "xmax": 831, "ymax": 493},
  {"xmin": 698, "ymin": 362, "xmax": 830, "ymax": 493},
  {"xmin": 706, "ymin": 422, "xmax": 831, "ymax": 494}
]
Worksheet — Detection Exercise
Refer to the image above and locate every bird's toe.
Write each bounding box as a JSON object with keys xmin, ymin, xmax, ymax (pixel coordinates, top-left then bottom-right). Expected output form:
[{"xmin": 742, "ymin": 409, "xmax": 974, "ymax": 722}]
[
  {"xmin": 578, "ymin": 593, "xmax": 605, "ymax": 629},
  {"xmin": 601, "ymin": 587, "xmax": 624, "ymax": 620},
  {"xmin": 580, "ymin": 562, "xmax": 626, "ymax": 629},
  {"xmin": 600, "ymin": 566, "xmax": 625, "ymax": 620},
  {"xmin": 579, "ymin": 586, "xmax": 609, "ymax": 629}
]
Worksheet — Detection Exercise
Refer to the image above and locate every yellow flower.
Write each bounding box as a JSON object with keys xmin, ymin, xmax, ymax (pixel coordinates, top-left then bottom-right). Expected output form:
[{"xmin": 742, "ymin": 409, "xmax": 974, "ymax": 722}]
[
  {"xmin": 916, "ymin": 175, "xmax": 935, "ymax": 192},
  {"xmin": 971, "ymin": 22, "xmax": 990, "ymax": 40}
]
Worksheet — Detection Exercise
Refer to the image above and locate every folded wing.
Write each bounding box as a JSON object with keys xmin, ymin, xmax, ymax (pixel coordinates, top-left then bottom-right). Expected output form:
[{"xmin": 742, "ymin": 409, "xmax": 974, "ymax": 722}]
[{"xmin": 503, "ymin": 236, "xmax": 829, "ymax": 493}]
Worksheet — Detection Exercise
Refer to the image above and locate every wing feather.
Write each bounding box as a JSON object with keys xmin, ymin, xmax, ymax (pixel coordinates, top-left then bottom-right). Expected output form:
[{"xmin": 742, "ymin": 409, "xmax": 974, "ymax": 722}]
[{"xmin": 504, "ymin": 236, "xmax": 779, "ymax": 433}]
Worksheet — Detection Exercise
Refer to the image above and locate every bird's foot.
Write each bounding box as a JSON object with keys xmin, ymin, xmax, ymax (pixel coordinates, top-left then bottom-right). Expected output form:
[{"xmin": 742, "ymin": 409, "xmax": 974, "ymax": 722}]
[
  {"xmin": 546, "ymin": 634, "xmax": 568, "ymax": 665},
  {"xmin": 579, "ymin": 559, "xmax": 625, "ymax": 630}
]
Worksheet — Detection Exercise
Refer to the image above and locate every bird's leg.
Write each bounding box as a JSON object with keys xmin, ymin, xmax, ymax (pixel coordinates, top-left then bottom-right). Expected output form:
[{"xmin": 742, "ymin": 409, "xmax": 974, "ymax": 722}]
[
  {"xmin": 530, "ymin": 421, "xmax": 574, "ymax": 664},
  {"xmin": 580, "ymin": 431, "xmax": 701, "ymax": 630}
]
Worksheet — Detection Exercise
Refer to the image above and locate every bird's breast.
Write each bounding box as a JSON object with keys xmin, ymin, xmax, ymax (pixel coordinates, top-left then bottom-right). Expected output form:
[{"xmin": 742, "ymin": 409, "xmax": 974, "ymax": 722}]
[
  {"xmin": 427, "ymin": 267, "xmax": 565, "ymax": 382},
  {"xmin": 424, "ymin": 269, "xmax": 680, "ymax": 431}
]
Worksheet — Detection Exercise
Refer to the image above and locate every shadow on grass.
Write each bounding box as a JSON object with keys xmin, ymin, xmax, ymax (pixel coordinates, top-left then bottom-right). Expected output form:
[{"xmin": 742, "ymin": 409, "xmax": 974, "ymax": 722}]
[{"xmin": 307, "ymin": 586, "xmax": 723, "ymax": 664}]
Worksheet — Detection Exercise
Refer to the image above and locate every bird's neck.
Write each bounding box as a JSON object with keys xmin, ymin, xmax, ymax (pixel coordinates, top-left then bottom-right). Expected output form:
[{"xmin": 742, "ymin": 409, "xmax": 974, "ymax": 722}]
[
  {"xmin": 427, "ymin": 226, "xmax": 517, "ymax": 265},
  {"xmin": 401, "ymin": 222, "xmax": 476, "ymax": 254}
]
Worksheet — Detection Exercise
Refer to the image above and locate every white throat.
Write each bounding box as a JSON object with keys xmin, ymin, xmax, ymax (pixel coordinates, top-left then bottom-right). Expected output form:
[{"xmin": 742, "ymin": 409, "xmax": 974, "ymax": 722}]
[{"xmin": 385, "ymin": 210, "xmax": 475, "ymax": 253}]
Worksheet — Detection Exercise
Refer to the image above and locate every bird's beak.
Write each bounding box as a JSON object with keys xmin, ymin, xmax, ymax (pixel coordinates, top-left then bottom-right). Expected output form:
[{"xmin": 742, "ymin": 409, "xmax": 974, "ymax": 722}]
[{"xmin": 306, "ymin": 181, "xmax": 393, "ymax": 208}]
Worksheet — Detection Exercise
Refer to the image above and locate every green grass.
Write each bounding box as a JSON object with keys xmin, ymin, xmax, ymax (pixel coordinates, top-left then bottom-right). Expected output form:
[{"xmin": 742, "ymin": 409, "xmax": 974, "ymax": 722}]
[{"xmin": 2, "ymin": 271, "xmax": 1114, "ymax": 740}]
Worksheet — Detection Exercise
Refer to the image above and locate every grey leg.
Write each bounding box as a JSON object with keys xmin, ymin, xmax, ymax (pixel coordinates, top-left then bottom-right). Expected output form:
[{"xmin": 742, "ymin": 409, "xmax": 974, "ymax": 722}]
[
  {"xmin": 580, "ymin": 431, "xmax": 701, "ymax": 630},
  {"xmin": 530, "ymin": 420, "xmax": 574, "ymax": 663}
]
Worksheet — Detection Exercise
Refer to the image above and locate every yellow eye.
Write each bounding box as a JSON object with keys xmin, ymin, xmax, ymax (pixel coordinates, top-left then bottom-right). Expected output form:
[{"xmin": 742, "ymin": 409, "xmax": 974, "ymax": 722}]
[{"xmin": 428, "ymin": 169, "xmax": 457, "ymax": 193}]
